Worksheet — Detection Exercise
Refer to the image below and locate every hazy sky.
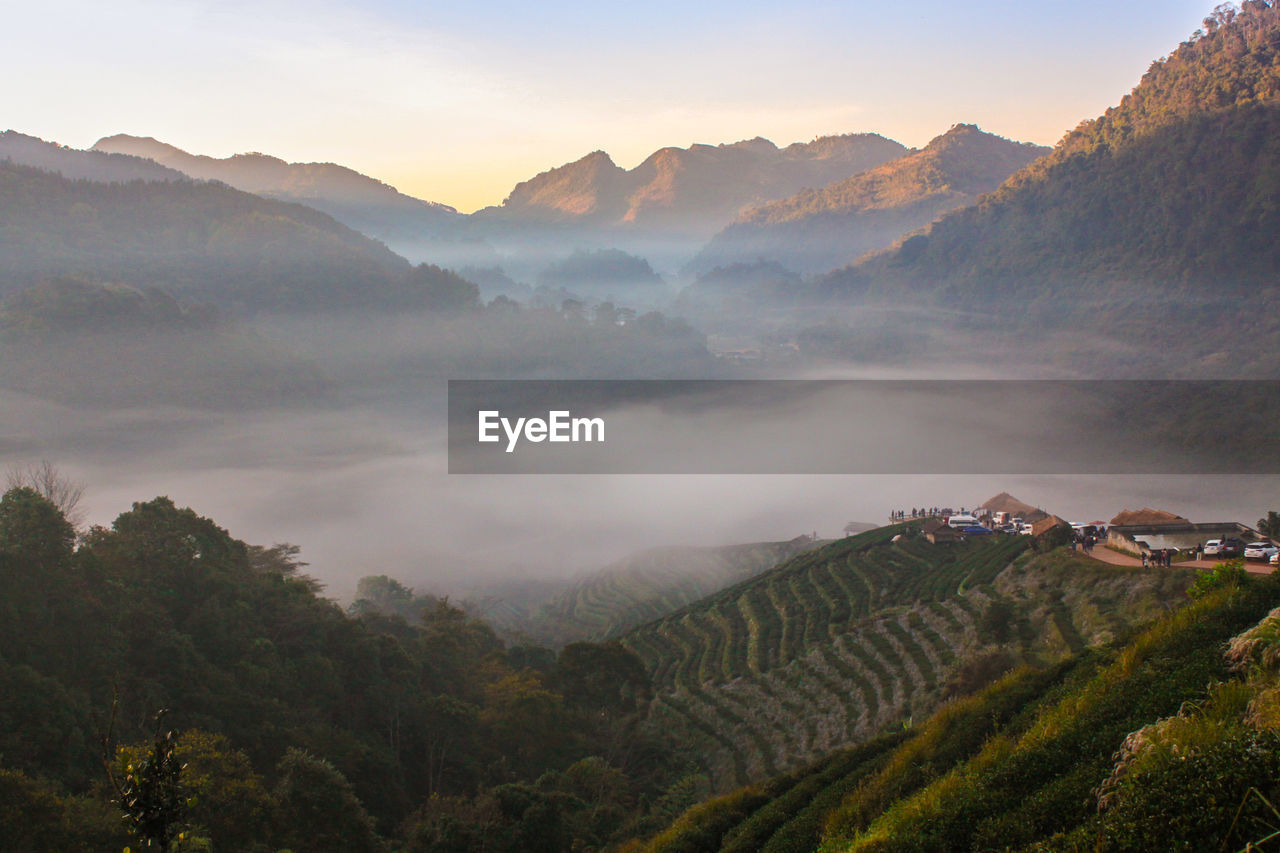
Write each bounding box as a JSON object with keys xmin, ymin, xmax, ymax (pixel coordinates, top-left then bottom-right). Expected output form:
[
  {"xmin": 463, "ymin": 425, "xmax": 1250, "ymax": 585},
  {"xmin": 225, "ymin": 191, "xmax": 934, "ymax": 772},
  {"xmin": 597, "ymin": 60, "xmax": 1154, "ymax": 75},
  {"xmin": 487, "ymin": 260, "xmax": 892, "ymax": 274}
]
[{"xmin": 8, "ymin": 0, "xmax": 1210, "ymax": 211}]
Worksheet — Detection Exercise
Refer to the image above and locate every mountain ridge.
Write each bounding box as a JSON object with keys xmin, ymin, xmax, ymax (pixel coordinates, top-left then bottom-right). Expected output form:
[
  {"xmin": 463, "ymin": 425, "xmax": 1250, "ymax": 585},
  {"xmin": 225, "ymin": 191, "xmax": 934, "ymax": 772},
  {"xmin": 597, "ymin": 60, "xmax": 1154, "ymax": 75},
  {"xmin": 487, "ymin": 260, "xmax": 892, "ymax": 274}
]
[
  {"xmin": 91, "ymin": 133, "xmax": 463, "ymax": 249},
  {"xmin": 827, "ymin": 1, "xmax": 1280, "ymax": 303},
  {"xmin": 693, "ymin": 124, "xmax": 1049, "ymax": 274},
  {"xmin": 474, "ymin": 133, "xmax": 910, "ymax": 239}
]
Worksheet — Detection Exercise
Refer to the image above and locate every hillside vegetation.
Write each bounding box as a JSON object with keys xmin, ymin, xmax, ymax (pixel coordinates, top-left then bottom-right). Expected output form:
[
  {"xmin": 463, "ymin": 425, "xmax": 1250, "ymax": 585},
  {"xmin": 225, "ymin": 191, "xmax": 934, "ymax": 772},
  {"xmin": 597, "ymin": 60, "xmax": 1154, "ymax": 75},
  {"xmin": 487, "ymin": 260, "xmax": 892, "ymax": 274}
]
[
  {"xmin": 0, "ymin": 160, "xmax": 488, "ymax": 312},
  {"xmin": 831, "ymin": 1, "xmax": 1280, "ymax": 302},
  {"xmin": 0, "ymin": 486, "xmax": 709, "ymax": 851},
  {"xmin": 620, "ymin": 525, "xmax": 1191, "ymax": 790},
  {"xmin": 633, "ymin": 563, "xmax": 1280, "ymax": 852},
  {"xmin": 696, "ymin": 125, "xmax": 1047, "ymax": 275}
]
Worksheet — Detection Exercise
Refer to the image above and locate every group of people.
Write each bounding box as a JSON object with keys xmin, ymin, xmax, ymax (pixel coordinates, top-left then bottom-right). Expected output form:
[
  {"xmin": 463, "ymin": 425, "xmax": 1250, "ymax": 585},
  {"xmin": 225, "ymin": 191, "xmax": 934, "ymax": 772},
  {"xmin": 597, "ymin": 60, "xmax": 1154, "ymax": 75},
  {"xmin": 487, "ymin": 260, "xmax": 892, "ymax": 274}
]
[
  {"xmin": 893, "ymin": 507, "xmax": 963, "ymax": 520},
  {"xmin": 1141, "ymin": 548, "xmax": 1175, "ymax": 568}
]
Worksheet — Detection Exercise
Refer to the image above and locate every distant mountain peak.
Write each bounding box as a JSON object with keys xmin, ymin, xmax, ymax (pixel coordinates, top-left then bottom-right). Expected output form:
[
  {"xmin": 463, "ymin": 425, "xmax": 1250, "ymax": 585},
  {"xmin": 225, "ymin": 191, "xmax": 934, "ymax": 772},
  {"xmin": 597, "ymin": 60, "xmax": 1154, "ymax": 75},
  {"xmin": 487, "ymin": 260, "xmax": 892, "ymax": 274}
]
[
  {"xmin": 691, "ymin": 124, "xmax": 1047, "ymax": 275},
  {"xmin": 481, "ymin": 133, "xmax": 908, "ymax": 236}
]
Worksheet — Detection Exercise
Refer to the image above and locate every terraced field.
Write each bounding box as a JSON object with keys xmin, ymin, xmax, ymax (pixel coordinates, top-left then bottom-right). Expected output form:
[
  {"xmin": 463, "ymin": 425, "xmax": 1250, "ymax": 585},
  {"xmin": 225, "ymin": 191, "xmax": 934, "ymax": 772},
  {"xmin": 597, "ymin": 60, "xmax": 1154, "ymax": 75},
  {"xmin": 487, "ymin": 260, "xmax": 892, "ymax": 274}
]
[
  {"xmin": 622, "ymin": 526, "xmax": 1191, "ymax": 789},
  {"xmin": 525, "ymin": 538, "xmax": 823, "ymax": 646}
]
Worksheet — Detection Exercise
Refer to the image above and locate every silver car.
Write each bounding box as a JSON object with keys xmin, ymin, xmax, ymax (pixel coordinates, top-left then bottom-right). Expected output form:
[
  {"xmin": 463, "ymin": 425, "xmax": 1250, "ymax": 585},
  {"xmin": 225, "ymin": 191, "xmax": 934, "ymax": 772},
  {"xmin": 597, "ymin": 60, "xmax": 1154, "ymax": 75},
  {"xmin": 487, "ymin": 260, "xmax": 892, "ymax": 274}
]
[{"xmin": 1244, "ymin": 541, "xmax": 1279, "ymax": 561}]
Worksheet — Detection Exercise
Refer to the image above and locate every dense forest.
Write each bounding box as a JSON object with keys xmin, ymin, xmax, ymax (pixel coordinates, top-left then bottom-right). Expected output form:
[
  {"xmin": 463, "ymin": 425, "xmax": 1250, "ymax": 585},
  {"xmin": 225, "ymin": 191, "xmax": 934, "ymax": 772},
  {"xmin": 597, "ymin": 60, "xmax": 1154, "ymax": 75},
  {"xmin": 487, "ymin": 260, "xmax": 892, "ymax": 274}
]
[
  {"xmin": 0, "ymin": 485, "xmax": 706, "ymax": 851},
  {"xmin": 828, "ymin": 1, "xmax": 1280, "ymax": 302}
]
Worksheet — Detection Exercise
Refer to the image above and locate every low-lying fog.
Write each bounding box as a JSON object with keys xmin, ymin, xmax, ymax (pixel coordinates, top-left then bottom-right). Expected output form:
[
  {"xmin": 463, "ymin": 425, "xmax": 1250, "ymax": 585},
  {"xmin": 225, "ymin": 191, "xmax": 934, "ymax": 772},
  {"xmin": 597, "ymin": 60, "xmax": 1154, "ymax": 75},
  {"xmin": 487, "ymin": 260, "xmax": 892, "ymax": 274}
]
[{"xmin": 5, "ymin": 383, "xmax": 1275, "ymax": 605}]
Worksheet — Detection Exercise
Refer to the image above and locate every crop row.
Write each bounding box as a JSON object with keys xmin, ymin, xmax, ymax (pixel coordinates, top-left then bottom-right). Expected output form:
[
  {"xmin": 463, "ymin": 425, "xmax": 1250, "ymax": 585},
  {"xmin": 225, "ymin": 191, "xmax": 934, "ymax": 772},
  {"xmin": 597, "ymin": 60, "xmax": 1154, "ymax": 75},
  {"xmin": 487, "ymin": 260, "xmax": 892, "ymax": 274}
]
[
  {"xmin": 625, "ymin": 530, "xmax": 1028, "ymax": 695},
  {"xmin": 644, "ymin": 597, "xmax": 988, "ymax": 789}
]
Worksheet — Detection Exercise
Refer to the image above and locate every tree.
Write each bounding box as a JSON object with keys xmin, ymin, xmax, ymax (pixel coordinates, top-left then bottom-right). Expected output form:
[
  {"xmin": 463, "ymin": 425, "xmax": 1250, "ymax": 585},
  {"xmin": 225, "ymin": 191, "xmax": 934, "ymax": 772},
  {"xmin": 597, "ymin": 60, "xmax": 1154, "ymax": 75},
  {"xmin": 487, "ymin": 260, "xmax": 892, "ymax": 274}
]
[
  {"xmin": 172, "ymin": 731, "xmax": 273, "ymax": 851},
  {"xmin": 554, "ymin": 642, "xmax": 651, "ymax": 718},
  {"xmin": 4, "ymin": 461, "xmax": 86, "ymax": 528},
  {"xmin": 272, "ymin": 748, "xmax": 380, "ymax": 853},
  {"xmin": 246, "ymin": 542, "xmax": 320, "ymax": 590},
  {"xmin": 1189, "ymin": 558, "xmax": 1248, "ymax": 599},
  {"xmin": 114, "ymin": 715, "xmax": 190, "ymax": 852},
  {"xmin": 1258, "ymin": 511, "xmax": 1280, "ymax": 540},
  {"xmin": 0, "ymin": 486, "xmax": 75, "ymax": 574}
]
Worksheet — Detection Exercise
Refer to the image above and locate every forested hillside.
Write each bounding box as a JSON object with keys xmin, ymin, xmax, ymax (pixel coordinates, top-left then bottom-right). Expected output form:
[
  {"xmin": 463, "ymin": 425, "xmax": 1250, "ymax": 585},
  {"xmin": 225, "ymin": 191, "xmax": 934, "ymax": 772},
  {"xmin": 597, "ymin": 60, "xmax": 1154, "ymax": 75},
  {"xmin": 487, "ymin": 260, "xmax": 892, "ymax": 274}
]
[
  {"xmin": 829, "ymin": 1, "xmax": 1280, "ymax": 302},
  {"xmin": 0, "ymin": 160, "xmax": 476, "ymax": 312},
  {"xmin": 0, "ymin": 486, "xmax": 714, "ymax": 851},
  {"xmin": 619, "ymin": 525, "xmax": 1191, "ymax": 790}
]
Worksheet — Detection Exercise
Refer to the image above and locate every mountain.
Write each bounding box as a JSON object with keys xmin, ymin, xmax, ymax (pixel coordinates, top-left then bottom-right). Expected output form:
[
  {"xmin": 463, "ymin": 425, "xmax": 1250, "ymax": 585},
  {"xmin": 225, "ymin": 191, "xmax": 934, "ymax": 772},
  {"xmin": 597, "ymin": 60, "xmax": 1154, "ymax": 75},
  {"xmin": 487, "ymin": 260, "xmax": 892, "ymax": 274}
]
[
  {"xmin": 828, "ymin": 2, "xmax": 1280, "ymax": 306},
  {"xmin": 474, "ymin": 133, "xmax": 909, "ymax": 240},
  {"xmin": 0, "ymin": 130, "xmax": 184, "ymax": 183},
  {"xmin": 693, "ymin": 124, "xmax": 1049, "ymax": 275},
  {"xmin": 92, "ymin": 134, "xmax": 462, "ymax": 247},
  {"xmin": 618, "ymin": 523, "xmax": 1190, "ymax": 790},
  {"xmin": 0, "ymin": 158, "xmax": 479, "ymax": 311},
  {"xmin": 631, "ymin": 567, "xmax": 1280, "ymax": 852}
]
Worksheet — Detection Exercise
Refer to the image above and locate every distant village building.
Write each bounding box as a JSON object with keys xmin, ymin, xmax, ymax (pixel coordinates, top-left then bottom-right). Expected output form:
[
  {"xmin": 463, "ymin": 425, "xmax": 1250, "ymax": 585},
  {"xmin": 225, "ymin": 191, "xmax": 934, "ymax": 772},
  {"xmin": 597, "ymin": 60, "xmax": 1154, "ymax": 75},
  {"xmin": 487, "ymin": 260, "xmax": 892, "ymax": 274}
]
[
  {"xmin": 1030, "ymin": 514, "xmax": 1069, "ymax": 537},
  {"xmin": 1105, "ymin": 507, "xmax": 1260, "ymax": 556}
]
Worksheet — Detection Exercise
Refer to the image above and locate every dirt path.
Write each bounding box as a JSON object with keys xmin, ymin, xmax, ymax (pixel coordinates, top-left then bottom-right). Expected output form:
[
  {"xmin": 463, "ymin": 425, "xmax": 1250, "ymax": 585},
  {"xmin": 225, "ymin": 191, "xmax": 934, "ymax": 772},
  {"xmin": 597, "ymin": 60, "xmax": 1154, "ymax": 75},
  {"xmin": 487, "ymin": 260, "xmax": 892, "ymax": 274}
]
[{"xmin": 1076, "ymin": 545, "xmax": 1274, "ymax": 575}]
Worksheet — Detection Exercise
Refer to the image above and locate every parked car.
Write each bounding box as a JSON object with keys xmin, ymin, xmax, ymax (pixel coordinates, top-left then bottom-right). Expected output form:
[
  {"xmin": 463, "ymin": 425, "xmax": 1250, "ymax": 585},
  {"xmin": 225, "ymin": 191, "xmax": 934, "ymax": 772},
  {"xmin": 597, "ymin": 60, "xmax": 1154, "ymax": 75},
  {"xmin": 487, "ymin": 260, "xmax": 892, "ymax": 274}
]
[
  {"xmin": 1203, "ymin": 539, "xmax": 1223, "ymax": 556},
  {"xmin": 1220, "ymin": 538, "xmax": 1246, "ymax": 558},
  {"xmin": 1020, "ymin": 523, "xmax": 1035, "ymax": 535},
  {"xmin": 961, "ymin": 525, "xmax": 994, "ymax": 536},
  {"xmin": 1244, "ymin": 541, "xmax": 1279, "ymax": 561}
]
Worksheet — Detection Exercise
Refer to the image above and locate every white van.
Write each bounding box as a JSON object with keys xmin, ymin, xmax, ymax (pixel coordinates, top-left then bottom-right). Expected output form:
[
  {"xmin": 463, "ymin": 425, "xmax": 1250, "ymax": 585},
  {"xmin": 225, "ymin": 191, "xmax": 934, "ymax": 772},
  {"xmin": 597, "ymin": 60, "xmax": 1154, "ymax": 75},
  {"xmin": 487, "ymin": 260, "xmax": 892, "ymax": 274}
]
[{"xmin": 947, "ymin": 514, "xmax": 979, "ymax": 529}]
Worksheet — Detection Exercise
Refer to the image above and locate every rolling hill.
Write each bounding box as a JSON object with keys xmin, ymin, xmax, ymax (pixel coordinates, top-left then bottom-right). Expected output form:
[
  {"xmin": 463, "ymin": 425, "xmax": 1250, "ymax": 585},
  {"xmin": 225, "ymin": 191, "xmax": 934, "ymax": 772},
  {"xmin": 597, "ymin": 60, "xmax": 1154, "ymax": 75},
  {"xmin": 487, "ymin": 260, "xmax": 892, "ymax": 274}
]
[
  {"xmin": 0, "ymin": 130, "xmax": 183, "ymax": 183},
  {"xmin": 693, "ymin": 125, "xmax": 1048, "ymax": 275},
  {"xmin": 0, "ymin": 158, "xmax": 489, "ymax": 312},
  {"xmin": 91, "ymin": 134, "xmax": 462, "ymax": 246},
  {"xmin": 619, "ymin": 524, "xmax": 1192, "ymax": 791}
]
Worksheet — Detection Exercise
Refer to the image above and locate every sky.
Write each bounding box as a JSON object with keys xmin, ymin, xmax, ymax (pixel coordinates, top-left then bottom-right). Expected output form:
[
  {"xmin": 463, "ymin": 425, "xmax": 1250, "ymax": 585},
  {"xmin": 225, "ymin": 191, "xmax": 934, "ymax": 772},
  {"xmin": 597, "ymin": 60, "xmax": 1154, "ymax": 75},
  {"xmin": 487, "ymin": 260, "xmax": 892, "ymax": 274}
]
[{"xmin": 6, "ymin": 0, "xmax": 1212, "ymax": 212}]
